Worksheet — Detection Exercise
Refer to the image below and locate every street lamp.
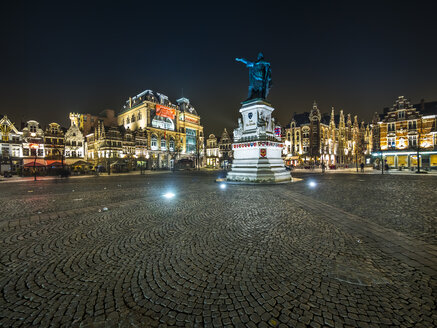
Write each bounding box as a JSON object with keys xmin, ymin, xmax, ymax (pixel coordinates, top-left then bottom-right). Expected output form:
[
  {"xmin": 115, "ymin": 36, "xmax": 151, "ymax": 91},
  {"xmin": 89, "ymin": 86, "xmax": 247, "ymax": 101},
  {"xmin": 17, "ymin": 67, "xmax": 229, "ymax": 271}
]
[{"xmin": 30, "ymin": 143, "xmax": 39, "ymax": 181}]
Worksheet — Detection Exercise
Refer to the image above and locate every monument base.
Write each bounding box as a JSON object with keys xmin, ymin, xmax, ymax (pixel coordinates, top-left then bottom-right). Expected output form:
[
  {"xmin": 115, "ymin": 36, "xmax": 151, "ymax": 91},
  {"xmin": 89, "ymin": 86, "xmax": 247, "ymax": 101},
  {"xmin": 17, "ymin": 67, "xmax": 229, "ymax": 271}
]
[
  {"xmin": 226, "ymin": 159, "xmax": 291, "ymax": 183},
  {"xmin": 226, "ymin": 99, "xmax": 291, "ymax": 184},
  {"xmin": 226, "ymin": 138, "xmax": 291, "ymax": 183}
]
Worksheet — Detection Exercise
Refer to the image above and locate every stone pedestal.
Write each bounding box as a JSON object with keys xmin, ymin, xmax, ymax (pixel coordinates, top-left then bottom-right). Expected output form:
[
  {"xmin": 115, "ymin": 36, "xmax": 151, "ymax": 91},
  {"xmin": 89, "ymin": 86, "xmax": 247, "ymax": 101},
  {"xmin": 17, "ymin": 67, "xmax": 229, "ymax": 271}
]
[{"xmin": 226, "ymin": 99, "xmax": 291, "ymax": 183}]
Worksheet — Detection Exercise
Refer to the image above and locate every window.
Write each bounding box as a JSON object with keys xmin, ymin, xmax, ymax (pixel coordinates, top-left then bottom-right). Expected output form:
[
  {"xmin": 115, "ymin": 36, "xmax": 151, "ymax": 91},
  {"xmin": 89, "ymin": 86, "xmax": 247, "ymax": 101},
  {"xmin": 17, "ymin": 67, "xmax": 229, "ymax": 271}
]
[
  {"xmin": 388, "ymin": 123, "xmax": 395, "ymax": 132},
  {"xmin": 152, "ymin": 116, "xmax": 174, "ymax": 131},
  {"xmin": 408, "ymin": 135, "xmax": 417, "ymax": 147},
  {"xmin": 160, "ymin": 138, "xmax": 166, "ymax": 150},
  {"xmin": 65, "ymin": 150, "xmax": 70, "ymax": 157},
  {"xmin": 303, "ymin": 131, "xmax": 309, "ymax": 138},
  {"xmin": 408, "ymin": 121, "xmax": 417, "ymax": 130},
  {"xmin": 186, "ymin": 128, "xmax": 197, "ymax": 153},
  {"xmin": 169, "ymin": 139, "xmax": 175, "ymax": 151},
  {"xmin": 388, "ymin": 137, "xmax": 396, "ymax": 148},
  {"xmin": 303, "ymin": 146, "xmax": 308, "ymax": 152},
  {"xmin": 30, "ymin": 125, "xmax": 37, "ymax": 133},
  {"xmin": 151, "ymin": 135, "xmax": 158, "ymax": 150},
  {"xmin": 137, "ymin": 112, "xmax": 142, "ymax": 120},
  {"xmin": 398, "ymin": 111, "xmax": 405, "ymax": 119},
  {"xmin": 23, "ymin": 149, "xmax": 29, "ymax": 156},
  {"xmin": 131, "ymin": 114, "xmax": 136, "ymax": 122}
]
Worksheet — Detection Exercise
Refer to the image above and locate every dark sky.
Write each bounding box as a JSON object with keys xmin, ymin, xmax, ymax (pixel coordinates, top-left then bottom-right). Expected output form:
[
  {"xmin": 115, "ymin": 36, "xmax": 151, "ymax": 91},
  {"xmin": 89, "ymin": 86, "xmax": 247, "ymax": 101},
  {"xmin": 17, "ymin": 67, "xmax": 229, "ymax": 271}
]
[{"xmin": 1, "ymin": 1, "xmax": 436, "ymax": 136}]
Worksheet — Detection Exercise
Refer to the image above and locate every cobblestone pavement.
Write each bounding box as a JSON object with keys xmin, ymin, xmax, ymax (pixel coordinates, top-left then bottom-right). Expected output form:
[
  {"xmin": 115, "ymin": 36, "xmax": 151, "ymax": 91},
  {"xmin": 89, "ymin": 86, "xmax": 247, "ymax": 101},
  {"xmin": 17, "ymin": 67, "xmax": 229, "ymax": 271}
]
[{"xmin": 0, "ymin": 172, "xmax": 436, "ymax": 327}]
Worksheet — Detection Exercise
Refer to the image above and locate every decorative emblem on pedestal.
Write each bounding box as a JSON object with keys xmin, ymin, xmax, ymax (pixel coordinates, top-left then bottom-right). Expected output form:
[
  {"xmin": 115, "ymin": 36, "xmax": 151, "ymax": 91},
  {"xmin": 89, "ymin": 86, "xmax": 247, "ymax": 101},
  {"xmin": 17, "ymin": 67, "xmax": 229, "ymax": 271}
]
[
  {"xmin": 248, "ymin": 112, "xmax": 253, "ymax": 119},
  {"xmin": 260, "ymin": 148, "xmax": 266, "ymax": 158}
]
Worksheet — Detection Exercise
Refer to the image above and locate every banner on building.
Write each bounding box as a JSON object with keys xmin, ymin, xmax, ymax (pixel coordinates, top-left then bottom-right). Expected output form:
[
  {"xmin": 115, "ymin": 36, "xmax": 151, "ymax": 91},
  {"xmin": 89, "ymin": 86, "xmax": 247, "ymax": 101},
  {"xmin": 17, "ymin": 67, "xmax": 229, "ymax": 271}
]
[
  {"xmin": 185, "ymin": 116, "xmax": 198, "ymax": 124},
  {"xmin": 156, "ymin": 105, "xmax": 175, "ymax": 119}
]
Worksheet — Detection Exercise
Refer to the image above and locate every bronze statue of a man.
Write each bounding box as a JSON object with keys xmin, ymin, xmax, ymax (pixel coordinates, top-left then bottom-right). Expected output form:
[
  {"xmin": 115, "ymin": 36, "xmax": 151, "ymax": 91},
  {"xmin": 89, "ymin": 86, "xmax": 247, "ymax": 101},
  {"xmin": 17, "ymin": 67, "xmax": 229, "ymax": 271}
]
[{"xmin": 236, "ymin": 52, "xmax": 272, "ymax": 100}]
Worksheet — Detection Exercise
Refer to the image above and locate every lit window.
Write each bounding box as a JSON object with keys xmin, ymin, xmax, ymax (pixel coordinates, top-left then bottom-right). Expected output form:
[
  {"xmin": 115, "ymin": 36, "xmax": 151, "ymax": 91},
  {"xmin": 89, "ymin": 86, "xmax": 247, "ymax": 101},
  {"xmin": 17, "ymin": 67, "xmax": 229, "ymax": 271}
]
[
  {"xmin": 408, "ymin": 135, "xmax": 417, "ymax": 147},
  {"xmin": 151, "ymin": 135, "xmax": 158, "ymax": 150},
  {"xmin": 387, "ymin": 137, "xmax": 396, "ymax": 148},
  {"xmin": 408, "ymin": 121, "xmax": 417, "ymax": 130},
  {"xmin": 161, "ymin": 138, "xmax": 166, "ymax": 150}
]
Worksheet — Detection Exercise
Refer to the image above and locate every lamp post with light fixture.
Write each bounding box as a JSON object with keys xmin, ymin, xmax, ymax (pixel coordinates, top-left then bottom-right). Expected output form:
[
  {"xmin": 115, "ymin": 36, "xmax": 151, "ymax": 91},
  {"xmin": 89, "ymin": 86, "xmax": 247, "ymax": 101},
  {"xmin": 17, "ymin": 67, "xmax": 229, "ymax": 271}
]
[{"xmin": 30, "ymin": 143, "xmax": 39, "ymax": 181}]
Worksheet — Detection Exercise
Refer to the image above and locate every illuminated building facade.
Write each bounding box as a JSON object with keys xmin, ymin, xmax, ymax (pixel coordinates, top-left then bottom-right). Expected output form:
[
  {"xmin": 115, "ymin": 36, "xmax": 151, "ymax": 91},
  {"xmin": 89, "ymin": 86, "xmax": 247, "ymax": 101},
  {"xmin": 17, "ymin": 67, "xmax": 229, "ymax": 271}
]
[
  {"xmin": 0, "ymin": 115, "xmax": 22, "ymax": 173},
  {"xmin": 118, "ymin": 90, "xmax": 204, "ymax": 169},
  {"xmin": 205, "ymin": 128, "xmax": 233, "ymax": 169},
  {"xmin": 86, "ymin": 120, "xmax": 124, "ymax": 171},
  {"xmin": 218, "ymin": 128, "xmax": 233, "ymax": 169},
  {"xmin": 21, "ymin": 120, "xmax": 46, "ymax": 168},
  {"xmin": 64, "ymin": 121, "xmax": 85, "ymax": 164},
  {"xmin": 284, "ymin": 102, "xmax": 368, "ymax": 167},
  {"xmin": 371, "ymin": 96, "xmax": 437, "ymax": 169},
  {"xmin": 206, "ymin": 134, "xmax": 219, "ymax": 168},
  {"xmin": 44, "ymin": 123, "xmax": 65, "ymax": 167}
]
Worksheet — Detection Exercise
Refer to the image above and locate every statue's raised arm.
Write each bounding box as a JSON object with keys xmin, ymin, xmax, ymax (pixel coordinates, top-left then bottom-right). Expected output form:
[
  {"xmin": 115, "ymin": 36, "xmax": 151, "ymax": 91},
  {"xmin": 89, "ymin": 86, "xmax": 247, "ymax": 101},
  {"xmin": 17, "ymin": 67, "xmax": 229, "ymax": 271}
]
[{"xmin": 235, "ymin": 58, "xmax": 253, "ymax": 67}]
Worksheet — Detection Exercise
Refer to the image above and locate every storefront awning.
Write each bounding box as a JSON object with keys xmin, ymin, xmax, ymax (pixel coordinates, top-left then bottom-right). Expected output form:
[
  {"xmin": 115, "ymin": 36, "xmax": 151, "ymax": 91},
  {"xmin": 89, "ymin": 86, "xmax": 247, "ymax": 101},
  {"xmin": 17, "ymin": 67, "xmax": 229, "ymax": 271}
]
[{"xmin": 23, "ymin": 159, "xmax": 46, "ymax": 167}]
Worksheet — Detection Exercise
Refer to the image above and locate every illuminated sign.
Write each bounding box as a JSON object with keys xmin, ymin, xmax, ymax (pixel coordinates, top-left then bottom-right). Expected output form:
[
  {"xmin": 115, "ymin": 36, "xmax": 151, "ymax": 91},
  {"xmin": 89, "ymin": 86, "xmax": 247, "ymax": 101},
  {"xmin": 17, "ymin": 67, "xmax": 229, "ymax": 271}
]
[
  {"xmin": 156, "ymin": 105, "xmax": 175, "ymax": 119},
  {"xmin": 185, "ymin": 116, "xmax": 198, "ymax": 124}
]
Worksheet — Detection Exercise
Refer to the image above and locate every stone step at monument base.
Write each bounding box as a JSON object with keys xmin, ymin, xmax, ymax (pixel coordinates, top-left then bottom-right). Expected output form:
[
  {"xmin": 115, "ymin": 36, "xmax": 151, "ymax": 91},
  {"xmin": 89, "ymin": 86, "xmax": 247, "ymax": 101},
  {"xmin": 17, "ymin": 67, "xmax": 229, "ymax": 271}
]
[{"xmin": 227, "ymin": 158, "xmax": 292, "ymax": 183}]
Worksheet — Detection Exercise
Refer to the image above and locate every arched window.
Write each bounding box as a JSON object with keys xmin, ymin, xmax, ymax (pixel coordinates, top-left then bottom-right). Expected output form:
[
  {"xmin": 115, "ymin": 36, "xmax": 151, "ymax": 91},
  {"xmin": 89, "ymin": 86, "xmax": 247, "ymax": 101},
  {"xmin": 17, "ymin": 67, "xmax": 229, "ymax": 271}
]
[
  {"xmin": 131, "ymin": 114, "xmax": 136, "ymax": 122},
  {"xmin": 151, "ymin": 116, "xmax": 174, "ymax": 131},
  {"xmin": 169, "ymin": 138, "xmax": 175, "ymax": 151},
  {"xmin": 151, "ymin": 135, "xmax": 158, "ymax": 150},
  {"xmin": 160, "ymin": 138, "xmax": 166, "ymax": 150},
  {"xmin": 126, "ymin": 117, "xmax": 130, "ymax": 124},
  {"xmin": 137, "ymin": 112, "xmax": 142, "ymax": 120}
]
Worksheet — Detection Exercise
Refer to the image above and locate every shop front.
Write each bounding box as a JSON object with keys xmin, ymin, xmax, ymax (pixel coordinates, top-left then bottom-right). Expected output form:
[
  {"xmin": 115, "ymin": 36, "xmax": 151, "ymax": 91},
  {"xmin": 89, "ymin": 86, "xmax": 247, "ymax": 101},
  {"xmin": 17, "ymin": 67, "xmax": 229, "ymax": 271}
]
[{"xmin": 371, "ymin": 151, "xmax": 437, "ymax": 170}]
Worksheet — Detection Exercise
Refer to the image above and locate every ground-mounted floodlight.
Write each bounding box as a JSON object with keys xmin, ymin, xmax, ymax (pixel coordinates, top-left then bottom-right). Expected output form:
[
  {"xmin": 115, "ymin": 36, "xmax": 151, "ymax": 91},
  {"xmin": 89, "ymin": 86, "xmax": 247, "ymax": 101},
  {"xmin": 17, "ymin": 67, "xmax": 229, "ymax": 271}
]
[{"xmin": 163, "ymin": 192, "xmax": 175, "ymax": 199}]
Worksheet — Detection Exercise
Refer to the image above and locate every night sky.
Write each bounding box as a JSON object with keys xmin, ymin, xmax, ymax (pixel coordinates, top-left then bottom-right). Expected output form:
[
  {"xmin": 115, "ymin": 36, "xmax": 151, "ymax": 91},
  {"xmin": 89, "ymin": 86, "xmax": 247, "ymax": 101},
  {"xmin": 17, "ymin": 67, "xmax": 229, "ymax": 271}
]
[{"xmin": 1, "ymin": 1, "xmax": 436, "ymax": 136}]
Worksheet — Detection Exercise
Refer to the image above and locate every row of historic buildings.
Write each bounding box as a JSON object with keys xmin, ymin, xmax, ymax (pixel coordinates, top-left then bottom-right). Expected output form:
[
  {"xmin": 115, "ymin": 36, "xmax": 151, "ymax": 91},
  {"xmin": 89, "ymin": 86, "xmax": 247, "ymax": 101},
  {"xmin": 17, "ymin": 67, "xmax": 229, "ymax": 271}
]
[
  {"xmin": 0, "ymin": 90, "xmax": 204, "ymax": 174},
  {"xmin": 205, "ymin": 96, "xmax": 437, "ymax": 170},
  {"xmin": 370, "ymin": 96, "xmax": 437, "ymax": 169},
  {"xmin": 205, "ymin": 129, "xmax": 233, "ymax": 169}
]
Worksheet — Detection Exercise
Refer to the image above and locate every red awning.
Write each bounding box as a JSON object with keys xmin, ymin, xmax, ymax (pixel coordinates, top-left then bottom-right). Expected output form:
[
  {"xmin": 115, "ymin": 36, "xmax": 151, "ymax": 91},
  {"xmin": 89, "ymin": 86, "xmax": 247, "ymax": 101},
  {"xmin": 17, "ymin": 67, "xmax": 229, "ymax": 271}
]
[
  {"xmin": 23, "ymin": 159, "xmax": 46, "ymax": 167},
  {"xmin": 23, "ymin": 162, "xmax": 46, "ymax": 167},
  {"xmin": 46, "ymin": 160, "xmax": 63, "ymax": 166}
]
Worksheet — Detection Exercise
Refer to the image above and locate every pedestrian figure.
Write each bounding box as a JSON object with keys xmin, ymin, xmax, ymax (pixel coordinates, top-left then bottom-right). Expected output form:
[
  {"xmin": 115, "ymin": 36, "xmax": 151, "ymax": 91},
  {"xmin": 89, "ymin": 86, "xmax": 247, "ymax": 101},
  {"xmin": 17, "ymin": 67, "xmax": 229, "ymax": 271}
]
[{"xmin": 360, "ymin": 162, "xmax": 364, "ymax": 172}]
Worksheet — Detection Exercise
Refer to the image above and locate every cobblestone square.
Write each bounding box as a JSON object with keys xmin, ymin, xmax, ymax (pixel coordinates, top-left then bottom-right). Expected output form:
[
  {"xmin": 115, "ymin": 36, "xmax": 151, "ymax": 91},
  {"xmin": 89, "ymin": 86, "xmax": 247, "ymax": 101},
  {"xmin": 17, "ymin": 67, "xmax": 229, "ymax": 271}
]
[{"xmin": 0, "ymin": 172, "xmax": 436, "ymax": 327}]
